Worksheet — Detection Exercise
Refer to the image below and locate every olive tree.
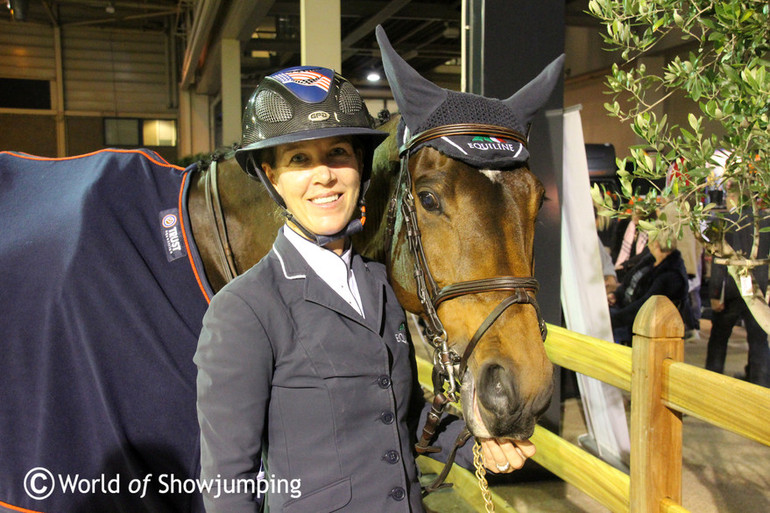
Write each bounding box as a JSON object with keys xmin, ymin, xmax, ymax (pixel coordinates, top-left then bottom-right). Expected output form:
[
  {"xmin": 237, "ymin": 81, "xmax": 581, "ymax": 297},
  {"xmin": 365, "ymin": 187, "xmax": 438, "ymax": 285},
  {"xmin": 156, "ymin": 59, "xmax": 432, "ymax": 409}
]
[{"xmin": 587, "ymin": 0, "xmax": 770, "ymax": 331}]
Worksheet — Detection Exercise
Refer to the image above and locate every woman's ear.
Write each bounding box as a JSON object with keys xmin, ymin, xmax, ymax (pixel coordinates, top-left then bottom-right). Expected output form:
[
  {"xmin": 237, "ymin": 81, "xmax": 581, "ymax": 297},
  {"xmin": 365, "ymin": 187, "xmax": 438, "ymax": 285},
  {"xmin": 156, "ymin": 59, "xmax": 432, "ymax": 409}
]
[{"xmin": 262, "ymin": 163, "xmax": 278, "ymax": 186}]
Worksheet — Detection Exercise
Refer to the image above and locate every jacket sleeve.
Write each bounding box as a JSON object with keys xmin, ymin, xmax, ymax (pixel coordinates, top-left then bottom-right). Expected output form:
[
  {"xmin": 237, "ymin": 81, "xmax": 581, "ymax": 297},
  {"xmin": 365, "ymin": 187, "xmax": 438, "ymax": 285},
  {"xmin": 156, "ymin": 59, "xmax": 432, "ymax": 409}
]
[
  {"xmin": 416, "ymin": 400, "xmax": 476, "ymax": 471},
  {"xmin": 195, "ymin": 289, "xmax": 274, "ymax": 513}
]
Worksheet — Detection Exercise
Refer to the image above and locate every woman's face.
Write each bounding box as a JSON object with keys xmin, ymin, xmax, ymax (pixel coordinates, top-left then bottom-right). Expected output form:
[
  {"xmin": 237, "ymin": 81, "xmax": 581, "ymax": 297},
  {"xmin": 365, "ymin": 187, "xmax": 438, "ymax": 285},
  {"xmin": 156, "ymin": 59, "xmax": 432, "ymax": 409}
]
[{"xmin": 262, "ymin": 136, "xmax": 363, "ymax": 238}]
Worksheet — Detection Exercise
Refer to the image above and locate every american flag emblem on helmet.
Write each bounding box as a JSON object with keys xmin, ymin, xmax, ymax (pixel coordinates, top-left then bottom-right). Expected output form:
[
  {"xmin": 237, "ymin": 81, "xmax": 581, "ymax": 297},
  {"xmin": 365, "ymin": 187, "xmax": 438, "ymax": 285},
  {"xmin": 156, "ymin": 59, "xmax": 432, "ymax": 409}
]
[{"xmin": 273, "ymin": 69, "xmax": 332, "ymax": 92}]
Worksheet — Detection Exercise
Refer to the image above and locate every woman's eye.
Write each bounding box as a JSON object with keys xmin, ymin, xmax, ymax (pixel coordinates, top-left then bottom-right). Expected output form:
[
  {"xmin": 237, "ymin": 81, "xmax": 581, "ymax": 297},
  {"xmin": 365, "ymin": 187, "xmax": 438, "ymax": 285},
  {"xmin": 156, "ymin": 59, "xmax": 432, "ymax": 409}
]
[
  {"xmin": 329, "ymin": 146, "xmax": 352, "ymax": 158},
  {"xmin": 418, "ymin": 191, "xmax": 440, "ymax": 212},
  {"xmin": 289, "ymin": 153, "xmax": 307, "ymax": 164}
]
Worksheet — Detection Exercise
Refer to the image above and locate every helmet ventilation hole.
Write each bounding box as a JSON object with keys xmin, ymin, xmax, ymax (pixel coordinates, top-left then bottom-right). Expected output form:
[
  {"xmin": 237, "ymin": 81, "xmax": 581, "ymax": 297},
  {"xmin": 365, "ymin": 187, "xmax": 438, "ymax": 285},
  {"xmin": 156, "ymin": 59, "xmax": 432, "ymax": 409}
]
[
  {"xmin": 255, "ymin": 90, "xmax": 293, "ymax": 123},
  {"xmin": 339, "ymin": 81, "xmax": 363, "ymax": 114}
]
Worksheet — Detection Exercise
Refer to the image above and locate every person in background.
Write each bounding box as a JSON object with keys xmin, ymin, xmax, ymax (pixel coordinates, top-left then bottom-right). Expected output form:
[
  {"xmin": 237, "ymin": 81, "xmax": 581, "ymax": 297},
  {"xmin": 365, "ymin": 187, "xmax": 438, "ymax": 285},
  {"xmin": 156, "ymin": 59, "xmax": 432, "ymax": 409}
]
[
  {"xmin": 705, "ymin": 179, "xmax": 770, "ymax": 387},
  {"xmin": 664, "ymin": 160, "xmax": 704, "ymax": 339},
  {"xmin": 599, "ymin": 238, "xmax": 619, "ymax": 295},
  {"xmin": 608, "ymin": 224, "xmax": 691, "ymax": 345},
  {"xmin": 613, "ymin": 208, "xmax": 649, "ymax": 279}
]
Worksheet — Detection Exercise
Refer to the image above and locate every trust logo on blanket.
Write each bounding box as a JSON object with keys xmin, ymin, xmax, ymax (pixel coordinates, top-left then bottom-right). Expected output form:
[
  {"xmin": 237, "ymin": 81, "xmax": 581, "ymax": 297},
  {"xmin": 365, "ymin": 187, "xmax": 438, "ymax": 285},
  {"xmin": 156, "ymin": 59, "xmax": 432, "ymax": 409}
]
[{"xmin": 159, "ymin": 209, "xmax": 186, "ymax": 262}]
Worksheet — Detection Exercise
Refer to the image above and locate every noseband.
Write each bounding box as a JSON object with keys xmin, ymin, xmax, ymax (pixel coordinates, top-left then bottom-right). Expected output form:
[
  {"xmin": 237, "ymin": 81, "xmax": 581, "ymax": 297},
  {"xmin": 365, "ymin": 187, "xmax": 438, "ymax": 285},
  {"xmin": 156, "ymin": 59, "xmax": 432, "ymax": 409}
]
[{"xmin": 385, "ymin": 123, "xmax": 547, "ymax": 492}]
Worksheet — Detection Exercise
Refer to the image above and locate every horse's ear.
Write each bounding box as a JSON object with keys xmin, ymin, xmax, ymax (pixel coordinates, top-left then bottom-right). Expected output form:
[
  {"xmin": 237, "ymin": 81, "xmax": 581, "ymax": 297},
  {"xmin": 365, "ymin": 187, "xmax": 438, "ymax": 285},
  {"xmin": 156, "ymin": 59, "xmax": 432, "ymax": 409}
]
[
  {"xmin": 503, "ymin": 54, "xmax": 565, "ymax": 126},
  {"xmin": 376, "ymin": 25, "xmax": 446, "ymax": 132}
]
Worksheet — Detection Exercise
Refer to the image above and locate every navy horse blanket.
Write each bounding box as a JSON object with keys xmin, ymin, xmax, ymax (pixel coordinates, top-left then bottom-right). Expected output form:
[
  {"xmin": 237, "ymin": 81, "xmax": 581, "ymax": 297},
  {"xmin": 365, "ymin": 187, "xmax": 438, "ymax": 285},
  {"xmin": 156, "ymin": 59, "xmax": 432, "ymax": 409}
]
[{"xmin": 0, "ymin": 150, "xmax": 211, "ymax": 513}]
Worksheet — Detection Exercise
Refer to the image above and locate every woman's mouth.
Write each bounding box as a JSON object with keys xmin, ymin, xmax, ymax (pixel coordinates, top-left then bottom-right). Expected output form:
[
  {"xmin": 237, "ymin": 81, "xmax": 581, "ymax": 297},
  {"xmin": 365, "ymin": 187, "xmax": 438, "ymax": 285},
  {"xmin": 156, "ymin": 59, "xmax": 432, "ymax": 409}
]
[{"xmin": 310, "ymin": 193, "xmax": 341, "ymax": 205}]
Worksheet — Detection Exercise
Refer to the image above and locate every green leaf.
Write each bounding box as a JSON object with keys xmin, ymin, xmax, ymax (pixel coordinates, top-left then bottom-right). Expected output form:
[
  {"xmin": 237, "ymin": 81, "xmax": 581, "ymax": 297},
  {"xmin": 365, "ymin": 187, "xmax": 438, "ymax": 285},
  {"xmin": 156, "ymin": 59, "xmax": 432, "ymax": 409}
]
[
  {"xmin": 688, "ymin": 113, "xmax": 699, "ymax": 131},
  {"xmin": 587, "ymin": 0, "xmax": 601, "ymax": 16},
  {"xmin": 704, "ymin": 100, "xmax": 717, "ymax": 118},
  {"xmin": 590, "ymin": 183, "xmax": 604, "ymax": 205},
  {"xmin": 620, "ymin": 176, "xmax": 633, "ymax": 197},
  {"xmin": 638, "ymin": 219, "xmax": 657, "ymax": 232},
  {"xmin": 740, "ymin": 9, "xmax": 755, "ymax": 23}
]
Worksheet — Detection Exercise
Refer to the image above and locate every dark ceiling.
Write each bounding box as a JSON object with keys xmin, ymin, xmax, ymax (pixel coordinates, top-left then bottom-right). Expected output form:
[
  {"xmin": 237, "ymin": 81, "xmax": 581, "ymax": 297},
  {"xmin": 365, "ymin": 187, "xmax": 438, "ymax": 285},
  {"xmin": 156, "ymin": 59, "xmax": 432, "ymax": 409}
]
[{"xmin": 7, "ymin": 0, "xmax": 597, "ymax": 92}]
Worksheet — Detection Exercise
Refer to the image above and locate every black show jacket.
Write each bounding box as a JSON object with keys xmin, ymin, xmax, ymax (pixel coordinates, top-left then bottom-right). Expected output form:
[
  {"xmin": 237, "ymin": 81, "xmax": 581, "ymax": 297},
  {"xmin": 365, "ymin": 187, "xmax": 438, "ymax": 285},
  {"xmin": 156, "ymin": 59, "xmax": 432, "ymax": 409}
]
[{"xmin": 195, "ymin": 229, "xmax": 467, "ymax": 513}]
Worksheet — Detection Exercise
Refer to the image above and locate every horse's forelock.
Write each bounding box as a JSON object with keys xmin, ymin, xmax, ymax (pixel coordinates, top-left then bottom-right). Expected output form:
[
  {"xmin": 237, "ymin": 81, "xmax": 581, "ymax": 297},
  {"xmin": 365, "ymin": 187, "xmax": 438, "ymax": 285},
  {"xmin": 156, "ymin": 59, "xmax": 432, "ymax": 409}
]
[{"xmin": 479, "ymin": 169, "xmax": 504, "ymax": 184}]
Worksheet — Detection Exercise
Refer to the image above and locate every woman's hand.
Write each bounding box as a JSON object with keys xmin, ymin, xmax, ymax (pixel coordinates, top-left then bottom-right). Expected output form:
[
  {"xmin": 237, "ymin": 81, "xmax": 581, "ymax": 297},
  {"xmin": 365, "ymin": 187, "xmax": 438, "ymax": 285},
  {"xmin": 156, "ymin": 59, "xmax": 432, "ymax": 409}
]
[{"xmin": 478, "ymin": 438, "xmax": 536, "ymax": 473}]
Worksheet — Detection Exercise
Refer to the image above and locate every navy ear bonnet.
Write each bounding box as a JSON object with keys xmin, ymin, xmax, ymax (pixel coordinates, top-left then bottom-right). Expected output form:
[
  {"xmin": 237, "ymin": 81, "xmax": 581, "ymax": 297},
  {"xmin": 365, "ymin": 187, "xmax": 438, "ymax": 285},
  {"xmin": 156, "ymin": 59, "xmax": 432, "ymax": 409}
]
[
  {"xmin": 394, "ymin": 91, "xmax": 530, "ymax": 169},
  {"xmin": 376, "ymin": 25, "xmax": 564, "ymax": 170}
]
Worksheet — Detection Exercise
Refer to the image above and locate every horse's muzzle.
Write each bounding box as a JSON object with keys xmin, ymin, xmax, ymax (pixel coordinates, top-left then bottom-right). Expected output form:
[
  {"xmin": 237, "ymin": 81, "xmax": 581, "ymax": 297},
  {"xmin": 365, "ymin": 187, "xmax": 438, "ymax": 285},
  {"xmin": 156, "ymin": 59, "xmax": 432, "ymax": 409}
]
[{"xmin": 461, "ymin": 362, "xmax": 554, "ymax": 440}]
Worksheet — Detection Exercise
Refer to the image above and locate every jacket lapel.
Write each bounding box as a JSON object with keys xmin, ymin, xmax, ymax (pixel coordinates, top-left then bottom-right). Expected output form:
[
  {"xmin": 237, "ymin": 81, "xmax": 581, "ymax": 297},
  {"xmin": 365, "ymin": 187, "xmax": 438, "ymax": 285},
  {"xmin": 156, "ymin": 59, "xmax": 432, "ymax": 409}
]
[
  {"xmin": 272, "ymin": 230, "xmax": 384, "ymax": 335},
  {"xmin": 352, "ymin": 255, "xmax": 385, "ymax": 335}
]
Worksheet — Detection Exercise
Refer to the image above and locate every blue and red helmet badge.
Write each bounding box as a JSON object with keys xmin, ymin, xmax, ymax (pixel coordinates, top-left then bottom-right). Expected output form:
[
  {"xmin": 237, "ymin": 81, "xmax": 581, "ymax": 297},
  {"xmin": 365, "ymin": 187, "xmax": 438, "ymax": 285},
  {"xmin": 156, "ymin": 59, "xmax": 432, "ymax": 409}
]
[{"xmin": 269, "ymin": 66, "xmax": 334, "ymax": 103}]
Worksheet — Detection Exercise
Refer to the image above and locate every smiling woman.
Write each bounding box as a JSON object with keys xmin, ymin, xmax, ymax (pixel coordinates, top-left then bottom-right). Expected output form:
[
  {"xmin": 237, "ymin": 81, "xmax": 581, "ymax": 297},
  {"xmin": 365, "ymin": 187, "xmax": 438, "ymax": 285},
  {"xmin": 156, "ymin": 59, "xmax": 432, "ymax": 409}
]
[{"xmin": 262, "ymin": 136, "xmax": 364, "ymax": 254}]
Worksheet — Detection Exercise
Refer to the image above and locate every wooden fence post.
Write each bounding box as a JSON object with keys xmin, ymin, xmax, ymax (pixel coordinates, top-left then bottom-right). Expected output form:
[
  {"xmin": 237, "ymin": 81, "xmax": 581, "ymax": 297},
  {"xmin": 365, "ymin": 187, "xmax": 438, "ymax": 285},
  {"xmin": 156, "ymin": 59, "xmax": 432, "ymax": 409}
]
[{"xmin": 630, "ymin": 295, "xmax": 684, "ymax": 512}]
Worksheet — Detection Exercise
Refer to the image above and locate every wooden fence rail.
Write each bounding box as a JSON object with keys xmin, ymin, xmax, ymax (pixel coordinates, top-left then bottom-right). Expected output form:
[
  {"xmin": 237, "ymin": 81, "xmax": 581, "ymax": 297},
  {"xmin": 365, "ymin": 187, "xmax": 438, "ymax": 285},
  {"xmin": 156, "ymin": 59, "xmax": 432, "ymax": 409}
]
[{"xmin": 535, "ymin": 295, "xmax": 770, "ymax": 513}]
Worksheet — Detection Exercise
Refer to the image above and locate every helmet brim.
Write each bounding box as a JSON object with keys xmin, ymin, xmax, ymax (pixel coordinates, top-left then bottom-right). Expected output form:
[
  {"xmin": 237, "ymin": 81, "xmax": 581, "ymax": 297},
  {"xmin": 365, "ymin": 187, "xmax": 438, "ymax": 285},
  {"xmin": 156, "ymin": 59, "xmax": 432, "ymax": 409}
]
[{"xmin": 235, "ymin": 126, "xmax": 388, "ymax": 177}]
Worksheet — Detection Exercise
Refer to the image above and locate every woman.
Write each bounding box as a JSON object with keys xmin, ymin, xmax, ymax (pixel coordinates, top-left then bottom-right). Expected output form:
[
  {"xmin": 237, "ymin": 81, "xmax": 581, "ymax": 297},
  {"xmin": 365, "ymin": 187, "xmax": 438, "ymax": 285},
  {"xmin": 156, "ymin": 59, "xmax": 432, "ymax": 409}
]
[
  {"xmin": 195, "ymin": 66, "xmax": 534, "ymax": 513},
  {"xmin": 608, "ymin": 225, "xmax": 690, "ymax": 344}
]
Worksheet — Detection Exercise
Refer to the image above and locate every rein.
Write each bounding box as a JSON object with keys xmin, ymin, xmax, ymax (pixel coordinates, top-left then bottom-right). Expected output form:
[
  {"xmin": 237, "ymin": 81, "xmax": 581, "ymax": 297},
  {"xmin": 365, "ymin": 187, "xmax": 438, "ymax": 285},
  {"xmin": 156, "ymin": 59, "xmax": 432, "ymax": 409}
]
[
  {"xmin": 203, "ymin": 158, "xmax": 239, "ymax": 282},
  {"xmin": 385, "ymin": 122, "xmax": 547, "ymax": 494}
]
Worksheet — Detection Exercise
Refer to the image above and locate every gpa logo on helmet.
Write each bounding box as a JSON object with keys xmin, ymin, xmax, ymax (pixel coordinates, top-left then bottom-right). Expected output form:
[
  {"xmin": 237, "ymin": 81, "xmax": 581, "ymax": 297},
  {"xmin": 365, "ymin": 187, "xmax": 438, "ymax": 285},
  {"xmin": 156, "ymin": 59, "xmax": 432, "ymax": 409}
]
[{"xmin": 308, "ymin": 111, "xmax": 330, "ymax": 122}]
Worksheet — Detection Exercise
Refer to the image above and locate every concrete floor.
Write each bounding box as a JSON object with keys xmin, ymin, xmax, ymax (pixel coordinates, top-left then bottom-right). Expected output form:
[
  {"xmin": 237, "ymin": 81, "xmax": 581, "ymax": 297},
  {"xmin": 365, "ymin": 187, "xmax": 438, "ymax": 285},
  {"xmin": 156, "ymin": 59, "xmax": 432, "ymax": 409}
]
[{"xmin": 491, "ymin": 319, "xmax": 770, "ymax": 513}]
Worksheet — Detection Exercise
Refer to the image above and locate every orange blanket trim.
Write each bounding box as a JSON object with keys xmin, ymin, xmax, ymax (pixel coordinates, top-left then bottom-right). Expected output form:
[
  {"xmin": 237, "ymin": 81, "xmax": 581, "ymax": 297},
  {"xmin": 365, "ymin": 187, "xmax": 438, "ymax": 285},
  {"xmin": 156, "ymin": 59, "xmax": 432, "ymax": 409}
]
[{"xmin": 0, "ymin": 500, "xmax": 45, "ymax": 513}]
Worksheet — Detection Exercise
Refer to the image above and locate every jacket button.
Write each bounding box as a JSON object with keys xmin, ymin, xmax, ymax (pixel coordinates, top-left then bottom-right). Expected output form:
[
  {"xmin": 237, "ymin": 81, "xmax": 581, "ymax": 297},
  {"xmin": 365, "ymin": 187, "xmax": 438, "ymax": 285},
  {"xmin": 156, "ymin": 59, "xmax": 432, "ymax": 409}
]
[
  {"xmin": 384, "ymin": 450, "xmax": 400, "ymax": 464},
  {"xmin": 380, "ymin": 411, "xmax": 394, "ymax": 424},
  {"xmin": 389, "ymin": 487, "xmax": 406, "ymax": 501},
  {"xmin": 377, "ymin": 375, "xmax": 391, "ymax": 388}
]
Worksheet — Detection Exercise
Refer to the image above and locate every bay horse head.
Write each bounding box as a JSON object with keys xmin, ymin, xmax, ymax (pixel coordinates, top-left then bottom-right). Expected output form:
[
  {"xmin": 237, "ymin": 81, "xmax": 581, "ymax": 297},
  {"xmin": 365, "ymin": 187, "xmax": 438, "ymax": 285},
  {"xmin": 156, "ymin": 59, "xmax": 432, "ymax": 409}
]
[{"xmin": 373, "ymin": 26, "xmax": 564, "ymax": 440}]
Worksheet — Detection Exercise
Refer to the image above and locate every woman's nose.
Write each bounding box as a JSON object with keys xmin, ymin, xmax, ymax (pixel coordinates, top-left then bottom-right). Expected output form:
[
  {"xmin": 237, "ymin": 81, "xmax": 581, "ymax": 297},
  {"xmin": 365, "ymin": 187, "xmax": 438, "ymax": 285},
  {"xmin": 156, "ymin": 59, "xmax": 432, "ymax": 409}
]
[{"xmin": 312, "ymin": 165, "xmax": 334, "ymax": 184}]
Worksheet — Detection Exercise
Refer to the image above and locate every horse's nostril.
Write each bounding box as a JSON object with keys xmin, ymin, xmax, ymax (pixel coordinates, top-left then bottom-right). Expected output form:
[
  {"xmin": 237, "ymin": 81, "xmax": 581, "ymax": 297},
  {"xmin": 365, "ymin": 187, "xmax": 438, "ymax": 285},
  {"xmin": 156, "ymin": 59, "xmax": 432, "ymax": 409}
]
[{"xmin": 477, "ymin": 364, "xmax": 517, "ymax": 414}]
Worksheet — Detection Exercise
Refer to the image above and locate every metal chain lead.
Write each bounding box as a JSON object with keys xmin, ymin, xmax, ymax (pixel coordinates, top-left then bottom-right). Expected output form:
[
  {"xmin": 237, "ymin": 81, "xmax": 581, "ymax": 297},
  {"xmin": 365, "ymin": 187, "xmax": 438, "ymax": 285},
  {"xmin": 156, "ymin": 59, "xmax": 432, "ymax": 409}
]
[{"xmin": 472, "ymin": 440, "xmax": 495, "ymax": 513}]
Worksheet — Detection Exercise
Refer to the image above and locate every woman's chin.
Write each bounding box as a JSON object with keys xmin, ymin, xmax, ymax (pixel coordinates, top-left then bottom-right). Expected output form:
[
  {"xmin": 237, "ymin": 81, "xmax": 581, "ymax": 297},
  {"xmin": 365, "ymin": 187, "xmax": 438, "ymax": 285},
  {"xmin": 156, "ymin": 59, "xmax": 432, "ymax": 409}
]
[{"xmin": 307, "ymin": 216, "xmax": 356, "ymax": 237}]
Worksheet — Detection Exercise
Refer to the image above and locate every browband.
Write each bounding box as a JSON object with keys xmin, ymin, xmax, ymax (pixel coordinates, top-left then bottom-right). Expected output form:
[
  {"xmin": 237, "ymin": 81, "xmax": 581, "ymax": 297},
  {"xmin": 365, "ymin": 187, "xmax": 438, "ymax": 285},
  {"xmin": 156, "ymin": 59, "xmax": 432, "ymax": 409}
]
[{"xmin": 399, "ymin": 123, "xmax": 528, "ymax": 157}]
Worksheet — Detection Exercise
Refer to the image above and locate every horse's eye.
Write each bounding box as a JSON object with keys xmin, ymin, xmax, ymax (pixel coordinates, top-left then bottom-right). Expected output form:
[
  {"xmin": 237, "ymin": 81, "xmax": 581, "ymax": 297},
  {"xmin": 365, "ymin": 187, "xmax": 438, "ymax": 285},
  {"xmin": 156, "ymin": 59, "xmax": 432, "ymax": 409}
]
[{"xmin": 418, "ymin": 191, "xmax": 440, "ymax": 212}]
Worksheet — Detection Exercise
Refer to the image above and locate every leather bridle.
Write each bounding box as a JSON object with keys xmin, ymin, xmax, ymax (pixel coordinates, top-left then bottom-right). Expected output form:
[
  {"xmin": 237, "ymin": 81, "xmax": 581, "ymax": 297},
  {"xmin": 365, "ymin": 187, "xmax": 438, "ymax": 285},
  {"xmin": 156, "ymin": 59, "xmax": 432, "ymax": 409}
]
[{"xmin": 385, "ymin": 122, "xmax": 547, "ymax": 492}]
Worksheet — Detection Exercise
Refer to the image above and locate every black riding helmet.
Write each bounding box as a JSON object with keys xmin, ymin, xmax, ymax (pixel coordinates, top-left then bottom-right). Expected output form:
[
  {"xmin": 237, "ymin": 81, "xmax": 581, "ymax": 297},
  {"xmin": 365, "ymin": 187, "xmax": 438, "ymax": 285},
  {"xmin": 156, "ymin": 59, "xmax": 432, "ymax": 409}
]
[{"xmin": 234, "ymin": 66, "xmax": 387, "ymax": 245}]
